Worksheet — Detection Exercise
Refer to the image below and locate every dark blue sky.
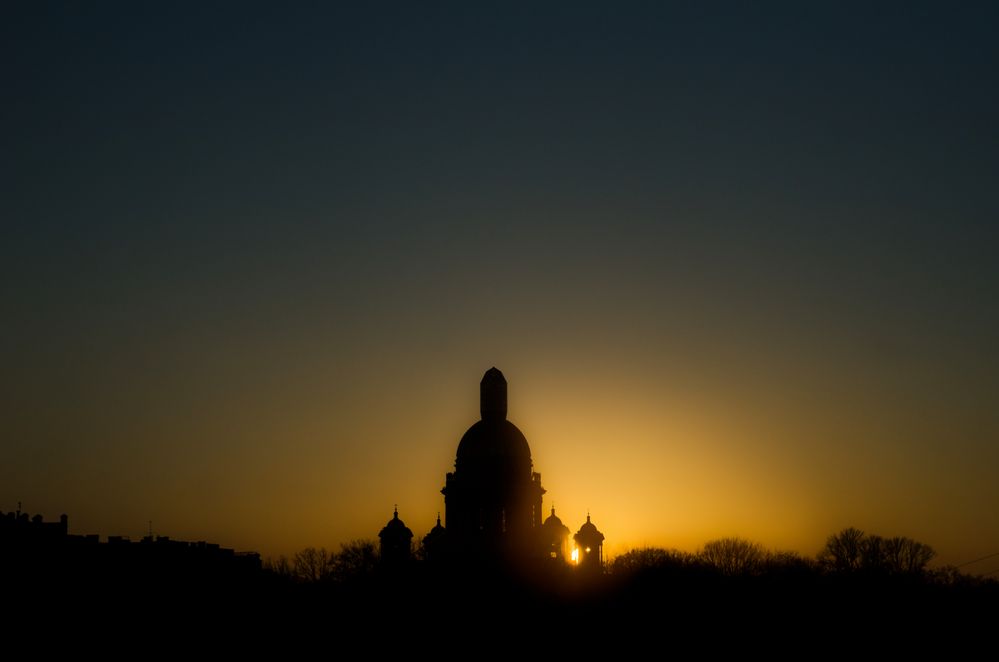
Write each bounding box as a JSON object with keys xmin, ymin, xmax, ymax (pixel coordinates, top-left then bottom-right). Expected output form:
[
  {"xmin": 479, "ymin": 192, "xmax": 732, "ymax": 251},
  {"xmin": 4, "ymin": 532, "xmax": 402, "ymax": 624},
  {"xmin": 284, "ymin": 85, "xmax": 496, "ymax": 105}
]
[{"xmin": 3, "ymin": 2, "xmax": 998, "ymax": 562}]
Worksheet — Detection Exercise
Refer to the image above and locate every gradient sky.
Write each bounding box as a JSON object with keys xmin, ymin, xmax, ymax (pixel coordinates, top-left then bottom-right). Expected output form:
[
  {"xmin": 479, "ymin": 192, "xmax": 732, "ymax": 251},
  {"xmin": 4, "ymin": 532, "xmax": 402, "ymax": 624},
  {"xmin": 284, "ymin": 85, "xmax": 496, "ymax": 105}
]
[{"xmin": 3, "ymin": 3, "xmax": 998, "ymax": 569}]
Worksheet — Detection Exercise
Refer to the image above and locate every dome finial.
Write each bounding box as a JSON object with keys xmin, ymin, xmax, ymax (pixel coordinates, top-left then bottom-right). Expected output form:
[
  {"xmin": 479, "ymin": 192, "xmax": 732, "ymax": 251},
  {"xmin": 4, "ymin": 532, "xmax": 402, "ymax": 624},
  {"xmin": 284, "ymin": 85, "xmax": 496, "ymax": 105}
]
[
  {"xmin": 393, "ymin": 504, "xmax": 398, "ymax": 519},
  {"xmin": 436, "ymin": 512, "xmax": 441, "ymax": 526}
]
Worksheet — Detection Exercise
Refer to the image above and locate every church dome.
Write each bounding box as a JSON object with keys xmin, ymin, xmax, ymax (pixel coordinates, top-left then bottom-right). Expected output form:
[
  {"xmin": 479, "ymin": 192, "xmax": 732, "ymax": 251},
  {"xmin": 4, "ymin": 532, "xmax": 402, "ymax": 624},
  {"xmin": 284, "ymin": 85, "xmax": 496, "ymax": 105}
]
[
  {"xmin": 455, "ymin": 418, "xmax": 532, "ymax": 472},
  {"xmin": 542, "ymin": 507, "xmax": 570, "ymax": 540},
  {"xmin": 574, "ymin": 514, "xmax": 605, "ymax": 544},
  {"xmin": 453, "ymin": 368, "xmax": 532, "ymax": 475},
  {"xmin": 379, "ymin": 507, "xmax": 413, "ymax": 542},
  {"xmin": 542, "ymin": 507, "xmax": 567, "ymax": 530}
]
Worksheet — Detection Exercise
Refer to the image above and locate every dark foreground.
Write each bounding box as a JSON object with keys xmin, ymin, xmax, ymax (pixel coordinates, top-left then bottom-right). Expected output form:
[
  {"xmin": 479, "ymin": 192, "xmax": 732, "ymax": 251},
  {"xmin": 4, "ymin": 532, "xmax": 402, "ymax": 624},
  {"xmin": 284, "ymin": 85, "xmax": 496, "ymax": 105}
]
[{"xmin": 8, "ymin": 554, "xmax": 997, "ymax": 654}]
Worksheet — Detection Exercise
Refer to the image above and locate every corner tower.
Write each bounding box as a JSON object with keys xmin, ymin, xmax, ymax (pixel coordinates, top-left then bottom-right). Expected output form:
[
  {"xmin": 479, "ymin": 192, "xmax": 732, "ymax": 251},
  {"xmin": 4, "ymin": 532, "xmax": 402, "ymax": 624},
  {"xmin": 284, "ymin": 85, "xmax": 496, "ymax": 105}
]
[{"xmin": 573, "ymin": 513, "xmax": 605, "ymax": 573}]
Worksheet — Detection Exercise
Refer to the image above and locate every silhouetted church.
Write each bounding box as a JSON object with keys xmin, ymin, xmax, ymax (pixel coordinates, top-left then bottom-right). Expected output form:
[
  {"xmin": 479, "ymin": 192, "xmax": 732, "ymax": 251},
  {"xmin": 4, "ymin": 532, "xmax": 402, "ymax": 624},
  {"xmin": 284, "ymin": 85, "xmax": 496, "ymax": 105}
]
[
  {"xmin": 442, "ymin": 367, "xmax": 545, "ymax": 560},
  {"xmin": 381, "ymin": 368, "xmax": 604, "ymax": 571}
]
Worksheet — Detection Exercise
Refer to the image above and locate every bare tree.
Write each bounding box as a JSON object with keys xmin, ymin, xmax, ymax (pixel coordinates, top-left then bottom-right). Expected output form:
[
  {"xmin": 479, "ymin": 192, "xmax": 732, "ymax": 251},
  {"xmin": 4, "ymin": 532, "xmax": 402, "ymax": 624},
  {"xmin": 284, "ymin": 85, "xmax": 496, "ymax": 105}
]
[
  {"xmin": 819, "ymin": 528, "xmax": 935, "ymax": 575},
  {"xmin": 609, "ymin": 547, "xmax": 695, "ymax": 576},
  {"xmin": 293, "ymin": 547, "xmax": 334, "ymax": 583},
  {"xmin": 818, "ymin": 527, "xmax": 866, "ymax": 572},
  {"xmin": 699, "ymin": 537, "xmax": 765, "ymax": 576},
  {"xmin": 763, "ymin": 550, "xmax": 815, "ymax": 574},
  {"xmin": 331, "ymin": 539, "xmax": 378, "ymax": 582},
  {"xmin": 861, "ymin": 534, "xmax": 886, "ymax": 572},
  {"xmin": 264, "ymin": 554, "xmax": 294, "ymax": 579},
  {"xmin": 882, "ymin": 536, "xmax": 935, "ymax": 574}
]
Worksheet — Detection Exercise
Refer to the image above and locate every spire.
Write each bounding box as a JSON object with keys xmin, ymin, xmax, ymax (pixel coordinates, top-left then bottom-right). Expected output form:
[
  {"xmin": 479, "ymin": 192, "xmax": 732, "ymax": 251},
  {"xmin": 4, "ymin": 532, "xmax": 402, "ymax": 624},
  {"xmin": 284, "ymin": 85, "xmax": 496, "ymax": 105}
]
[
  {"xmin": 393, "ymin": 504, "xmax": 399, "ymax": 520},
  {"xmin": 480, "ymin": 367, "xmax": 507, "ymax": 420},
  {"xmin": 436, "ymin": 512, "xmax": 441, "ymax": 526}
]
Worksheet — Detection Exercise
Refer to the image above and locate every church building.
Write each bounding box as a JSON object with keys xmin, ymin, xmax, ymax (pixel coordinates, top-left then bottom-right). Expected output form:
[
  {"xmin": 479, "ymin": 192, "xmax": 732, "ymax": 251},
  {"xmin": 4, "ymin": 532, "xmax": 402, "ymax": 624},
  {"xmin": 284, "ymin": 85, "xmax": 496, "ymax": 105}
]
[
  {"xmin": 442, "ymin": 367, "xmax": 545, "ymax": 561},
  {"xmin": 381, "ymin": 367, "xmax": 605, "ymax": 571}
]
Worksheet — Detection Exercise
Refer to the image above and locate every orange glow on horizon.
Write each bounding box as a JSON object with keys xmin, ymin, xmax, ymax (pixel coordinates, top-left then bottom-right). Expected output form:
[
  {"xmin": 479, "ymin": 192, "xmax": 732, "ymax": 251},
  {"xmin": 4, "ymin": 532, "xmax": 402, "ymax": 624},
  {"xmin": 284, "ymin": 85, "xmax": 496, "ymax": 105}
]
[{"xmin": 9, "ymin": 360, "xmax": 997, "ymax": 569}]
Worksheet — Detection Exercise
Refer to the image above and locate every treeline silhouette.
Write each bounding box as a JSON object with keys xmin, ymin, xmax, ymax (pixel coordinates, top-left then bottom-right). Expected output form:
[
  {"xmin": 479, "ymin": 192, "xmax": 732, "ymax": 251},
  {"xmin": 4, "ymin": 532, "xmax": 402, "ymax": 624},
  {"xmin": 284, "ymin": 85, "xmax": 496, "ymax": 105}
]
[
  {"xmin": 264, "ymin": 528, "xmax": 962, "ymax": 585},
  {"xmin": 247, "ymin": 527, "xmax": 997, "ymax": 646},
  {"xmin": 264, "ymin": 540, "xmax": 379, "ymax": 584},
  {"xmin": 609, "ymin": 528, "xmax": 941, "ymax": 580},
  {"xmin": 7, "ymin": 520, "xmax": 996, "ymax": 648}
]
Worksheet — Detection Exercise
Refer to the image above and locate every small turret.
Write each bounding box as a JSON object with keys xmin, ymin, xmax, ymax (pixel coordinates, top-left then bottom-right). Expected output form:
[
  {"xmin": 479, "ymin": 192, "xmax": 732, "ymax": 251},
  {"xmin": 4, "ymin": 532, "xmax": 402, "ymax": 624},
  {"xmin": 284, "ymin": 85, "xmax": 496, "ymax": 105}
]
[
  {"xmin": 541, "ymin": 506, "xmax": 571, "ymax": 562},
  {"xmin": 574, "ymin": 512, "xmax": 605, "ymax": 573},
  {"xmin": 379, "ymin": 506, "xmax": 413, "ymax": 565}
]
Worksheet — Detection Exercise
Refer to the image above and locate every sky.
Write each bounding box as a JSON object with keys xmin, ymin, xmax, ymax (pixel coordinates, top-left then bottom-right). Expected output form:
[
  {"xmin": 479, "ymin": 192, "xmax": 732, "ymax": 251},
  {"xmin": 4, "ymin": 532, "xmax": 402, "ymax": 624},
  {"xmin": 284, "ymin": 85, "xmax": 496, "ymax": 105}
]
[{"xmin": 3, "ymin": 2, "xmax": 998, "ymax": 569}]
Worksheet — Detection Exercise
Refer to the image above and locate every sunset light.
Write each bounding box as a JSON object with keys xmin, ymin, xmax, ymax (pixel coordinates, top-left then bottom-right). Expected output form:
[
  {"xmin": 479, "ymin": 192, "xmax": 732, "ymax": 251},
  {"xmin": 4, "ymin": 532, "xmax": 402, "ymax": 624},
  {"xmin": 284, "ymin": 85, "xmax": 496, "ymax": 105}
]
[
  {"xmin": 4, "ymin": 3, "xmax": 999, "ymax": 582},
  {"xmin": 5, "ymin": 4, "xmax": 999, "ymax": 647}
]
